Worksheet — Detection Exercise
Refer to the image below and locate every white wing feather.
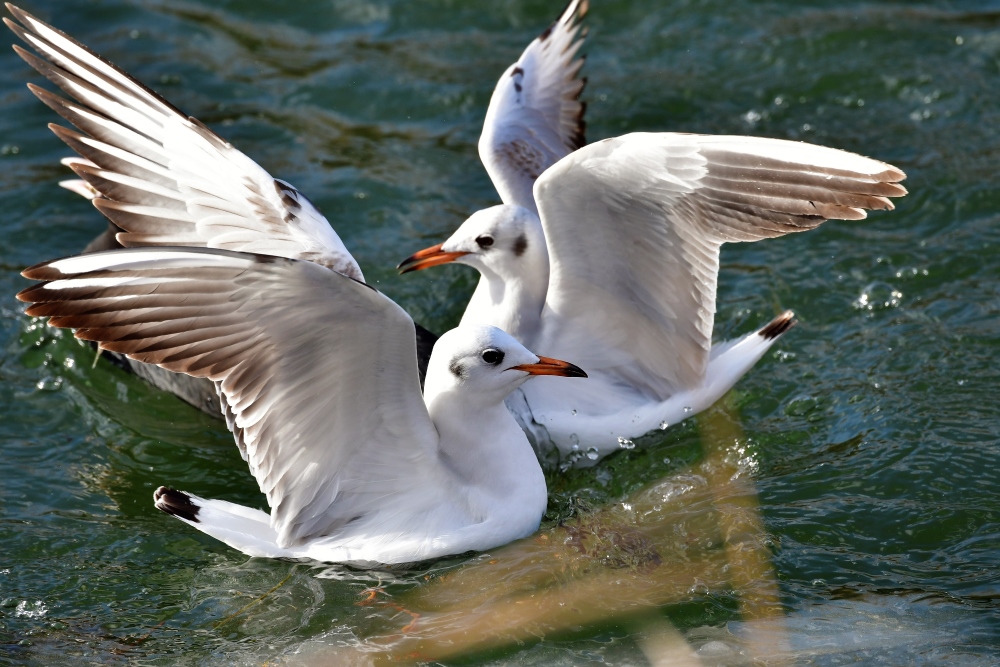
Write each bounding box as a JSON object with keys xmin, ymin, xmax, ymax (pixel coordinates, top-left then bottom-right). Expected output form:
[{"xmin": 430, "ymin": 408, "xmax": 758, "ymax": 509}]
[
  {"xmin": 6, "ymin": 5, "xmax": 363, "ymax": 280},
  {"xmin": 479, "ymin": 0, "xmax": 588, "ymax": 212},
  {"xmin": 534, "ymin": 132, "xmax": 907, "ymax": 398},
  {"xmin": 19, "ymin": 248, "xmax": 440, "ymax": 548}
]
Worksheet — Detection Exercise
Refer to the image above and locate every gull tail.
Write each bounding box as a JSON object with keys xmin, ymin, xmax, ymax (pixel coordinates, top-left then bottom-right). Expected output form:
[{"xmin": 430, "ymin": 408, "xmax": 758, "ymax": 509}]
[
  {"xmin": 153, "ymin": 487, "xmax": 295, "ymax": 559},
  {"xmin": 704, "ymin": 310, "xmax": 796, "ymax": 395}
]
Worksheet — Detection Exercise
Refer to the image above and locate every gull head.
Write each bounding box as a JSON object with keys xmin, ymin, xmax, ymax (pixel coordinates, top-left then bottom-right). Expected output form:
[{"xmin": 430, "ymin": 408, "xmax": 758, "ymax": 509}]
[
  {"xmin": 423, "ymin": 324, "xmax": 586, "ymax": 404},
  {"xmin": 398, "ymin": 205, "xmax": 545, "ymax": 280}
]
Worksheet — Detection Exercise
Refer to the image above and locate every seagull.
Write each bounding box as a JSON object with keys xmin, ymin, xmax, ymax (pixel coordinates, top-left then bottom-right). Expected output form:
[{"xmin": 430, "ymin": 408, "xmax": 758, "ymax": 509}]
[
  {"xmin": 4, "ymin": 3, "xmax": 438, "ymax": 416},
  {"xmin": 397, "ymin": 6, "xmax": 907, "ymax": 462},
  {"xmin": 17, "ymin": 247, "xmax": 586, "ymax": 565}
]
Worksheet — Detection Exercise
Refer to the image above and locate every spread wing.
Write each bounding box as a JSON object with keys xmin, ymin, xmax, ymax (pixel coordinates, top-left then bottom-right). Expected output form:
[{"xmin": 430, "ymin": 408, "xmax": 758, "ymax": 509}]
[
  {"xmin": 18, "ymin": 248, "xmax": 440, "ymax": 548},
  {"xmin": 479, "ymin": 0, "xmax": 588, "ymax": 212},
  {"xmin": 5, "ymin": 4, "xmax": 363, "ymax": 281},
  {"xmin": 533, "ymin": 132, "xmax": 907, "ymax": 398}
]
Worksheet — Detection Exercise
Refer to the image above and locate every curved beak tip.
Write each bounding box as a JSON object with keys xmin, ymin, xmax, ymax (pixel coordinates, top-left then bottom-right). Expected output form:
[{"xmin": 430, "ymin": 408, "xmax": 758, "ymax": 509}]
[
  {"xmin": 512, "ymin": 355, "xmax": 588, "ymax": 378},
  {"xmin": 397, "ymin": 243, "xmax": 468, "ymax": 274}
]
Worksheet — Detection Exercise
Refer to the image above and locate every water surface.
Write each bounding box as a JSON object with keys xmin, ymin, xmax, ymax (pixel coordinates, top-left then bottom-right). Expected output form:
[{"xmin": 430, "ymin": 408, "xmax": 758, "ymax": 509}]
[{"xmin": 2, "ymin": 0, "xmax": 1000, "ymax": 664}]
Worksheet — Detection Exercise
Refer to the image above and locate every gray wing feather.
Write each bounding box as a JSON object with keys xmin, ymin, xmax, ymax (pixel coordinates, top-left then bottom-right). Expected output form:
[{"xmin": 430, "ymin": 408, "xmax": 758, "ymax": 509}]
[{"xmin": 5, "ymin": 5, "xmax": 363, "ymax": 280}]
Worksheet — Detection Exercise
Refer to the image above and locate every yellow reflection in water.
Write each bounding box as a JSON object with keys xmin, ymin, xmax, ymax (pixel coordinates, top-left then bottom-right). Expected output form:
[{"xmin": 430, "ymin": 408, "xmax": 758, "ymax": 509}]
[{"xmin": 289, "ymin": 396, "xmax": 789, "ymax": 665}]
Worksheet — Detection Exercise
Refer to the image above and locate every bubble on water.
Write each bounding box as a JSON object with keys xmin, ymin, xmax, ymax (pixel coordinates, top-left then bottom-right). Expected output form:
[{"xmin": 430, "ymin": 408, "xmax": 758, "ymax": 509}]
[
  {"xmin": 689, "ymin": 582, "xmax": 710, "ymax": 595},
  {"xmin": 15, "ymin": 600, "xmax": 47, "ymax": 619},
  {"xmin": 586, "ymin": 447, "xmax": 599, "ymax": 460},
  {"xmin": 617, "ymin": 437, "xmax": 635, "ymax": 450},
  {"xmin": 698, "ymin": 640, "xmax": 735, "ymax": 657},
  {"xmin": 659, "ymin": 421, "xmax": 669, "ymax": 430}
]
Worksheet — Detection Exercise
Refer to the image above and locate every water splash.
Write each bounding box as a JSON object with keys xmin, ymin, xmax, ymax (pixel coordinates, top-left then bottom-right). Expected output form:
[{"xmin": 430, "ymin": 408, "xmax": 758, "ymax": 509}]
[{"xmin": 15, "ymin": 600, "xmax": 47, "ymax": 619}]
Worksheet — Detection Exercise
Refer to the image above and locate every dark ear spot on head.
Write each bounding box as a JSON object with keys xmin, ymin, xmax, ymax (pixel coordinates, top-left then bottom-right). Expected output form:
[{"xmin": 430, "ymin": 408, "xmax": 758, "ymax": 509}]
[
  {"xmin": 449, "ymin": 361, "xmax": 466, "ymax": 380},
  {"xmin": 513, "ymin": 234, "xmax": 528, "ymax": 257}
]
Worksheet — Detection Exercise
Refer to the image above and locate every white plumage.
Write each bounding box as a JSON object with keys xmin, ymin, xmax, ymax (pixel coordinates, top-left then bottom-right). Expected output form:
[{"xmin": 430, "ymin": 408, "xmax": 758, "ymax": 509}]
[{"xmin": 18, "ymin": 248, "xmax": 586, "ymax": 565}]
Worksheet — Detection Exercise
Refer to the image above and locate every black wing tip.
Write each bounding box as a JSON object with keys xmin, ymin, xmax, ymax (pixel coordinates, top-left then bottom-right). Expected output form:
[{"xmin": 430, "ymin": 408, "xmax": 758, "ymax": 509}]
[
  {"xmin": 154, "ymin": 486, "xmax": 200, "ymax": 523},
  {"xmin": 759, "ymin": 310, "xmax": 796, "ymax": 340}
]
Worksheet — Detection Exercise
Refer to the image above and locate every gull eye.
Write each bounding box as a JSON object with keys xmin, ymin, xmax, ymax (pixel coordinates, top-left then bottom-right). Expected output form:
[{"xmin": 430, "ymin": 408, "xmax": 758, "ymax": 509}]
[
  {"xmin": 481, "ymin": 348, "xmax": 504, "ymax": 365},
  {"xmin": 476, "ymin": 235, "xmax": 495, "ymax": 249}
]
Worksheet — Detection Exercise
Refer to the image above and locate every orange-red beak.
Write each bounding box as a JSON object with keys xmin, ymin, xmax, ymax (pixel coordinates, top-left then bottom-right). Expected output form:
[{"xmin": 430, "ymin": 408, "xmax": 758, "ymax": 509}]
[
  {"xmin": 510, "ymin": 356, "xmax": 588, "ymax": 378},
  {"xmin": 397, "ymin": 243, "xmax": 470, "ymax": 274}
]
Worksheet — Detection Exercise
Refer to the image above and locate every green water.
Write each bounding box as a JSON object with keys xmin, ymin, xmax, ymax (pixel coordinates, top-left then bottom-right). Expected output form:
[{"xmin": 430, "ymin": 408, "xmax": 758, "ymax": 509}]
[{"xmin": 2, "ymin": 0, "xmax": 1000, "ymax": 664}]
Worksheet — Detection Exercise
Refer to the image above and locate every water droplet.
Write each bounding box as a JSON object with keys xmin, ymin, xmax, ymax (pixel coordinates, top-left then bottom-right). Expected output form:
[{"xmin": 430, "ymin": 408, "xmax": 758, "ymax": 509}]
[
  {"xmin": 617, "ymin": 437, "xmax": 635, "ymax": 450},
  {"xmin": 586, "ymin": 447, "xmax": 599, "ymax": 460},
  {"xmin": 35, "ymin": 377, "xmax": 61, "ymax": 392},
  {"xmin": 683, "ymin": 406, "xmax": 692, "ymax": 414},
  {"xmin": 569, "ymin": 433, "xmax": 579, "ymax": 448},
  {"xmin": 854, "ymin": 281, "xmax": 902, "ymax": 310},
  {"xmin": 571, "ymin": 409, "xmax": 577, "ymax": 416},
  {"xmin": 659, "ymin": 421, "xmax": 669, "ymax": 430}
]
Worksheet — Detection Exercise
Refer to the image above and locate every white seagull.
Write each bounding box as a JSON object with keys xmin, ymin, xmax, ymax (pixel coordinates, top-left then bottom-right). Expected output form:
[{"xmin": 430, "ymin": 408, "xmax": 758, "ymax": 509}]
[
  {"xmin": 18, "ymin": 248, "xmax": 586, "ymax": 565},
  {"xmin": 398, "ymin": 3, "xmax": 907, "ymax": 462}
]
